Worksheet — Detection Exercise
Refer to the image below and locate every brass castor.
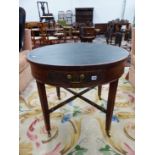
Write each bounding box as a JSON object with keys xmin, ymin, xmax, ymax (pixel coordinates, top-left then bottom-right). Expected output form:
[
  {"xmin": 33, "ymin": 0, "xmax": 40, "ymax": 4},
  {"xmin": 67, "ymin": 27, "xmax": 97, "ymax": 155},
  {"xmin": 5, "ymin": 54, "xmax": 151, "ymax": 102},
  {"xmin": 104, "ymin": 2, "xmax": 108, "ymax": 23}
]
[
  {"xmin": 106, "ymin": 130, "xmax": 111, "ymax": 137},
  {"xmin": 48, "ymin": 131, "xmax": 51, "ymax": 137}
]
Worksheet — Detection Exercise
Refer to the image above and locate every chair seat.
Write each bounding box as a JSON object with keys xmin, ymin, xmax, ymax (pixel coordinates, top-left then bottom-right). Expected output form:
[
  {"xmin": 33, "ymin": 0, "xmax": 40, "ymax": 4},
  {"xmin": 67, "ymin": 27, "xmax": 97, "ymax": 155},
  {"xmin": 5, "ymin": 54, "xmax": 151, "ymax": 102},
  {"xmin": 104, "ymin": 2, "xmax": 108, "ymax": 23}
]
[
  {"xmin": 54, "ymin": 32, "xmax": 64, "ymax": 36},
  {"xmin": 48, "ymin": 36, "xmax": 58, "ymax": 40},
  {"xmin": 34, "ymin": 36, "xmax": 42, "ymax": 40}
]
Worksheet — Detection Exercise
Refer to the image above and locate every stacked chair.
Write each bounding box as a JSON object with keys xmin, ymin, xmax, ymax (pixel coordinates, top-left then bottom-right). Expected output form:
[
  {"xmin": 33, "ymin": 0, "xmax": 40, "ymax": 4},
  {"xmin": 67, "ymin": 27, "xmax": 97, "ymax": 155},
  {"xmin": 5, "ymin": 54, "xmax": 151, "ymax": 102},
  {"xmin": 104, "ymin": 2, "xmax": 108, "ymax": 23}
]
[{"xmin": 37, "ymin": 1, "xmax": 55, "ymax": 27}]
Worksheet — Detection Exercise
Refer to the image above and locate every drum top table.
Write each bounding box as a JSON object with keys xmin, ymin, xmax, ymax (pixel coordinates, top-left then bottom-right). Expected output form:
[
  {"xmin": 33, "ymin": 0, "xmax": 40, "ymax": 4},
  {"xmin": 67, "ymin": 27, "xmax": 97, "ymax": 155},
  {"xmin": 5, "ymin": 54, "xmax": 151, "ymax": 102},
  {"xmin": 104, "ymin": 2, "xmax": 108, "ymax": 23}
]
[{"xmin": 27, "ymin": 43, "xmax": 129, "ymax": 137}]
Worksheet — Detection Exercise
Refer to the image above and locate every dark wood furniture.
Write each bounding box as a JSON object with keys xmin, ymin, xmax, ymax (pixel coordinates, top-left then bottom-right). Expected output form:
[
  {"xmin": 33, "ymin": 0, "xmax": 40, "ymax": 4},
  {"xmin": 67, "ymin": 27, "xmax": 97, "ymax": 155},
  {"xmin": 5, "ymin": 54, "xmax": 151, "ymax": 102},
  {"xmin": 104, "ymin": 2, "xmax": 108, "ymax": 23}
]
[
  {"xmin": 27, "ymin": 43, "xmax": 129, "ymax": 137},
  {"xmin": 37, "ymin": 1, "xmax": 55, "ymax": 26},
  {"xmin": 25, "ymin": 22, "xmax": 43, "ymax": 47},
  {"xmin": 105, "ymin": 21, "xmax": 130, "ymax": 46},
  {"xmin": 95, "ymin": 23, "xmax": 108, "ymax": 34},
  {"xmin": 80, "ymin": 27, "xmax": 96, "ymax": 42},
  {"xmin": 75, "ymin": 8, "xmax": 94, "ymax": 27}
]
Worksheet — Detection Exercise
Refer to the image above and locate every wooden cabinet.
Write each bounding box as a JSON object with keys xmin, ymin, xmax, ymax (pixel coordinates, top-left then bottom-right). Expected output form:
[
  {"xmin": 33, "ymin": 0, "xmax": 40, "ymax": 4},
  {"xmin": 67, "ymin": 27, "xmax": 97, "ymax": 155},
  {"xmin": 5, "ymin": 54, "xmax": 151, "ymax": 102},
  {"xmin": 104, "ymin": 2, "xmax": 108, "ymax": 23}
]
[{"xmin": 75, "ymin": 8, "xmax": 94, "ymax": 26}]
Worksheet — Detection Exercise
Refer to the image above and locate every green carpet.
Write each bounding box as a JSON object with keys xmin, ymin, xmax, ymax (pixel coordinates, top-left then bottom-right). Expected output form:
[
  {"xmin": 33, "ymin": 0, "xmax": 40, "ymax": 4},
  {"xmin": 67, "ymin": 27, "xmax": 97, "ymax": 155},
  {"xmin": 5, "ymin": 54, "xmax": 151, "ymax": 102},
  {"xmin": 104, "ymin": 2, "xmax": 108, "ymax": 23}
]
[{"xmin": 19, "ymin": 74, "xmax": 134, "ymax": 155}]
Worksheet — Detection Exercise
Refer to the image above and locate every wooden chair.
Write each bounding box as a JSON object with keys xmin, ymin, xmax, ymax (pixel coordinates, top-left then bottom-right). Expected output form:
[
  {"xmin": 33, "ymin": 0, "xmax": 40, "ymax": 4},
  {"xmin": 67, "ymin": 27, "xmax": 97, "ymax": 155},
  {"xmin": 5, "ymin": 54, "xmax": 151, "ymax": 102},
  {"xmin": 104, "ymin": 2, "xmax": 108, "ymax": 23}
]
[
  {"xmin": 72, "ymin": 28, "xmax": 80, "ymax": 42},
  {"xmin": 39, "ymin": 22, "xmax": 49, "ymax": 45},
  {"xmin": 105, "ymin": 22, "xmax": 114, "ymax": 44},
  {"xmin": 80, "ymin": 27, "xmax": 96, "ymax": 42},
  {"xmin": 105, "ymin": 22, "xmax": 123, "ymax": 46},
  {"xmin": 37, "ymin": 1, "xmax": 55, "ymax": 25},
  {"xmin": 115, "ymin": 32, "xmax": 123, "ymax": 47},
  {"xmin": 124, "ymin": 24, "xmax": 132, "ymax": 41},
  {"xmin": 63, "ymin": 26, "xmax": 73, "ymax": 42},
  {"xmin": 63, "ymin": 26, "xmax": 79, "ymax": 43},
  {"xmin": 113, "ymin": 24, "xmax": 123, "ymax": 46},
  {"xmin": 40, "ymin": 22, "xmax": 59, "ymax": 45},
  {"xmin": 53, "ymin": 25, "xmax": 65, "ymax": 43},
  {"xmin": 25, "ymin": 22, "xmax": 43, "ymax": 48}
]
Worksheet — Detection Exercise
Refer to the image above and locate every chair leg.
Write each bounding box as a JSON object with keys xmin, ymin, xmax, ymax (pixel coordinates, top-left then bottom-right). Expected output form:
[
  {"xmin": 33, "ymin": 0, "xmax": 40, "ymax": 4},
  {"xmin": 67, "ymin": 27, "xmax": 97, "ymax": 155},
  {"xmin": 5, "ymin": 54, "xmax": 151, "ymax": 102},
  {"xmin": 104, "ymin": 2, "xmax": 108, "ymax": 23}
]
[
  {"xmin": 56, "ymin": 87, "xmax": 61, "ymax": 100},
  {"xmin": 98, "ymin": 85, "xmax": 102, "ymax": 100}
]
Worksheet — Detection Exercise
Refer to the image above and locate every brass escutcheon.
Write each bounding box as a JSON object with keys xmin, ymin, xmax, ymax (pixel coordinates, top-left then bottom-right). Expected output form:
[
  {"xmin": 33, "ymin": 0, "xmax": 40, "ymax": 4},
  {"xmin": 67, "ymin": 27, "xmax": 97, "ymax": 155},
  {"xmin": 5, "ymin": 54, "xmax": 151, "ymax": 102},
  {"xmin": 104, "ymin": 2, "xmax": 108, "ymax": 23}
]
[
  {"xmin": 80, "ymin": 74, "xmax": 85, "ymax": 80},
  {"xmin": 67, "ymin": 74, "xmax": 72, "ymax": 80}
]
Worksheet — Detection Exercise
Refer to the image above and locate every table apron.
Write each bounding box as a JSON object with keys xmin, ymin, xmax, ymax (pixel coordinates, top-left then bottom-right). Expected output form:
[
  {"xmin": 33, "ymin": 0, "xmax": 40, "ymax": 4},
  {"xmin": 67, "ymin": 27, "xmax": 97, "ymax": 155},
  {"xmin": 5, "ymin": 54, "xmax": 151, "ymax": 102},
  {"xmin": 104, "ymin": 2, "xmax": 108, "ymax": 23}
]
[{"xmin": 30, "ymin": 63, "xmax": 125, "ymax": 88}]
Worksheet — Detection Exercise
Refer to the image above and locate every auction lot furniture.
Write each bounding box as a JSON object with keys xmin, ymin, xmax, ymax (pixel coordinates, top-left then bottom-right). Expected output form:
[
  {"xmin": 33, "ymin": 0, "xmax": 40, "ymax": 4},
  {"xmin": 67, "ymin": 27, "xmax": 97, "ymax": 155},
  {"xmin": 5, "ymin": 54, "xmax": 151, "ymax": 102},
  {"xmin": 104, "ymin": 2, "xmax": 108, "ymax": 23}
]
[
  {"xmin": 75, "ymin": 8, "xmax": 94, "ymax": 27},
  {"xmin": 37, "ymin": 1, "xmax": 55, "ymax": 24},
  {"xmin": 27, "ymin": 43, "xmax": 129, "ymax": 137},
  {"xmin": 79, "ymin": 27, "xmax": 96, "ymax": 42}
]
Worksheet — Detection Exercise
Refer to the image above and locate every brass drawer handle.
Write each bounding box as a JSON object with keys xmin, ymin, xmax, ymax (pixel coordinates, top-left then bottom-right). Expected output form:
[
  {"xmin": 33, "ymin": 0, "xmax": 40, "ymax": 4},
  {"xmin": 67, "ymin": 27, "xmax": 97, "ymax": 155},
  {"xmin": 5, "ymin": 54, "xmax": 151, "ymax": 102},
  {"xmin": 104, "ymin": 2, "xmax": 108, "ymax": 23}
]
[
  {"xmin": 66, "ymin": 74, "xmax": 85, "ymax": 83},
  {"xmin": 67, "ymin": 74, "xmax": 72, "ymax": 80},
  {"xmin": 80, "ymin": 74, "xmax": 85, "ymax": 80}
]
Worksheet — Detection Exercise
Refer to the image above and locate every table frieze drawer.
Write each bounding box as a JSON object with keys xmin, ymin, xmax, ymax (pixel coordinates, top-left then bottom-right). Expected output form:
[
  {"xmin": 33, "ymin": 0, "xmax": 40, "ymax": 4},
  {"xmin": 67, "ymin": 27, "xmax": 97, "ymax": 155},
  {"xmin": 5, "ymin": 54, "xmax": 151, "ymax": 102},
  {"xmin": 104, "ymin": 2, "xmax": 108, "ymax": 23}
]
[{"xmin": 47, "ymin": 70, "xmax": 104, "ymax": 85}]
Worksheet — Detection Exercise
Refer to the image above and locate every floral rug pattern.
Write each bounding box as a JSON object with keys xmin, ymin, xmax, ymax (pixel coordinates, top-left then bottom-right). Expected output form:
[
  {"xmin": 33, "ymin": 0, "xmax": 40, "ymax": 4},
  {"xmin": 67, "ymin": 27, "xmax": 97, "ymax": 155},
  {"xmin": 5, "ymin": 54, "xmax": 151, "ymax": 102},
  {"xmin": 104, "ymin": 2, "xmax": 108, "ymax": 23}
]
[{"xmin": 19, "ymin": 75, "xmax": 134, "ymax": 155}]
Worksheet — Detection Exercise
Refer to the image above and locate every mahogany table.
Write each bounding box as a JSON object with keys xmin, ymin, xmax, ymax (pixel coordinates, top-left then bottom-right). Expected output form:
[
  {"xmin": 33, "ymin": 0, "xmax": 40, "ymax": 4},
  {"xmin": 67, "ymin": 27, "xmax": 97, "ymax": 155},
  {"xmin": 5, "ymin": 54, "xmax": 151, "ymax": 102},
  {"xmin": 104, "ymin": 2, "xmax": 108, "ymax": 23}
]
[{"xmin": 27, "ymin": 43, "xmax": 129, "ymax": 137}]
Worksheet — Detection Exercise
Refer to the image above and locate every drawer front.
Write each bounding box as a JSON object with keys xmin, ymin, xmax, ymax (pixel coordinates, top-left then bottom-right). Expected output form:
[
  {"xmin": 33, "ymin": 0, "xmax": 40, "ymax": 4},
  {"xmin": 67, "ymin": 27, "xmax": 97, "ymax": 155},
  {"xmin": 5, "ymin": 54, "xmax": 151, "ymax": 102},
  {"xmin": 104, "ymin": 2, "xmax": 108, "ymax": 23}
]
[
  {"xmin": 47, "ymin": 70, "xmax": 104, "ymax": 87},
  {"xmin": 30, "ymin": 61, "xmax": 125, "ymax": 88}
]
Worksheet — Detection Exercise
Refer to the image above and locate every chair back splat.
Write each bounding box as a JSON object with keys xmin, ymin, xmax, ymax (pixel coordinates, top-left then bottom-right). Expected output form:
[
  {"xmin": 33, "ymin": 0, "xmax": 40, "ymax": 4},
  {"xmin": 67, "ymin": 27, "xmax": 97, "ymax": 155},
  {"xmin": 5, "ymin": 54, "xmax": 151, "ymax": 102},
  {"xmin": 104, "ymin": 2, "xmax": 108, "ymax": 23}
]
[{"xmin": 37, "ymin": 1, "xmax": 55, "ymax": 27}]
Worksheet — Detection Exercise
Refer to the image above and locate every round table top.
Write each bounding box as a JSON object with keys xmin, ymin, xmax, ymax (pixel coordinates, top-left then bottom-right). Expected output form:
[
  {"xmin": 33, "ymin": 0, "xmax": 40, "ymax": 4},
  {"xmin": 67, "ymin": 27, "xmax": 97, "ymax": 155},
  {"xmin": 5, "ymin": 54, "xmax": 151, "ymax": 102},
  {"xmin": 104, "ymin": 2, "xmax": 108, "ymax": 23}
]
[{"xmin": 27, "ymin": 43, "xmax": 129, "ymax": 67}]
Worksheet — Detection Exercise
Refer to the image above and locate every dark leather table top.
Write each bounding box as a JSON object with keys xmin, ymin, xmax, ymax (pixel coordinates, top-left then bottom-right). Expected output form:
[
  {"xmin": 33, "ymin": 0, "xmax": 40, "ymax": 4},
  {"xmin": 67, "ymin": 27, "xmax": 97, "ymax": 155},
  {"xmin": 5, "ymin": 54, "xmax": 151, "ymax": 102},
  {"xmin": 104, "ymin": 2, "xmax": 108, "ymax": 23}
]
[{"xmin": 27, "ymin": 43, "xmax": 129, "ymax": 67}]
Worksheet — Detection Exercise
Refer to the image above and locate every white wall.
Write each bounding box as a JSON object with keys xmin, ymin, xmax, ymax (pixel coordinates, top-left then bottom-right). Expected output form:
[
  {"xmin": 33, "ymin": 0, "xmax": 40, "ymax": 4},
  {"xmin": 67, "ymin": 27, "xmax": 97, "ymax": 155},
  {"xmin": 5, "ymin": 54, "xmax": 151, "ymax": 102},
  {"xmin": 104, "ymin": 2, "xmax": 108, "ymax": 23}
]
[
  {"xmin": 124, "ymin": 0, "xmax": 135, "ymax": 23},
  {"xmin": 19, "ymin": 0, "xmax": 135, "ymax": 23}
]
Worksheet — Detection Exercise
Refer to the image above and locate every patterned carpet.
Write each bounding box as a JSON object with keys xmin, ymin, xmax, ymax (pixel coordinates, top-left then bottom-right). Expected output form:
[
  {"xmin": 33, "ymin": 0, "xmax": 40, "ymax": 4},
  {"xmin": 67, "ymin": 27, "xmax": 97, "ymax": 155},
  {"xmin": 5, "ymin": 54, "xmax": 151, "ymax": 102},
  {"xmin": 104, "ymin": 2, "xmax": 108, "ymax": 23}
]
[{"xmin": 19, "ymin": 72, "xmax": 135, "ymax": 155}]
